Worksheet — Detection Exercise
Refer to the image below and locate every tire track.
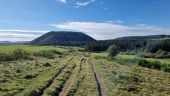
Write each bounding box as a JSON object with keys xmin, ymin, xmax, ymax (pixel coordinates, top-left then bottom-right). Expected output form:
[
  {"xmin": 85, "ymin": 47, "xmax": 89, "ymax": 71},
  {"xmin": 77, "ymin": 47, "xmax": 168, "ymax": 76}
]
[
  {"xmin": 42, "ymin": 63, "xmax": 76, "ymax": 96},
  {"xmin": 24, "ymin": 57, "xmax": 74, "ymax": 96},
  {"xmin": 59, "ymin": 57, "xmax": 86, "ymax": 96},
  {"xmin": 29, "ymin": 64, "xmax": 68, "ymax": 96},
  {"xmin": 92, "ymin": 63, "xmax": 106, "ymax": 96}
]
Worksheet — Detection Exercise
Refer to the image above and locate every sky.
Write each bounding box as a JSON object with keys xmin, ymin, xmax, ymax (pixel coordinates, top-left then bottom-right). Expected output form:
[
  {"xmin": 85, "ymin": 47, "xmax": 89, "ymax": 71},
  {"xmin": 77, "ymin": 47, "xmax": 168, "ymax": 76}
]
[{"xmin": 0, "ymin": 0, "xmax": 170, "ymax": 41}]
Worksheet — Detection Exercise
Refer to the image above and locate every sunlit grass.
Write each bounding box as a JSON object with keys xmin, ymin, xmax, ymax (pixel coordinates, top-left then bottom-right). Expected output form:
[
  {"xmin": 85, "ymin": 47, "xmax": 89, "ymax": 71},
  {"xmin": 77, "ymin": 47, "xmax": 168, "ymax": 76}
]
[{"xmin": 0, "ymin": 45, "xmax": 66, "ymax": 53}]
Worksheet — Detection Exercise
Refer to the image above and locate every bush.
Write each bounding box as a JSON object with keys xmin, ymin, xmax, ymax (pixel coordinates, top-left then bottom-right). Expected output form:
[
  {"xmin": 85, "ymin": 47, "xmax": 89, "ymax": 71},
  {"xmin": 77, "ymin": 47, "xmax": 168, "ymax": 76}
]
[
  {"xmin": 138, "ymin": 60, "xmax": 161, "ymax": 70},
  {"xmin": 138, "ymin": 50, "xmax": 170, "ymax": 59},
  {"xmin": 24, "ymin": 72, "xmax": 38, "ymax": 79},
  {"xmin": 138, "ymin": 53, "xmax": 155, "ymax": 58},
  {"xmin": 0, "ymin": 53, "xmax": 9, "ymax": 61},
  {"xmin": 11, "ymin": 49, "xmax": 30, "ymax": 60},
  {"xmin": 0, "ymin": 49, "xmax": 29, "ymax": 62},
  {"xmin": 138, "ymin": 59, "xmax": 151, "ymax": 68},
  {"xmin": 155, "ymin": 49, "xmax": 170, "ymax": 59},
  {"xmin": 34, "ymin": 49, "xmax": 61, "ymax": 59},
  {"xmin": 107, "ymin": 45, "xmax": 119, "ymax": 57},
  {"xmin": 164, "ymin": 67, "xmax": 170, "ymax": 72},
  {"xmin": 116, "ymin": 57, "xmax": 142, "ymax": 66}
]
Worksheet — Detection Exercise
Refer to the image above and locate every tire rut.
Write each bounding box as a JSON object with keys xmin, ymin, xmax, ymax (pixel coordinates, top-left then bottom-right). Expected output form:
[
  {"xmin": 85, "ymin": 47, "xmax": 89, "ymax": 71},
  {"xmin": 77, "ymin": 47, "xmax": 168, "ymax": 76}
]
[
  {"xmin": 28, "ymin": 57, "xmax": 74, "ymax": 96},
  {"xmin": 42, "ymin": 62, "xmax": 76, "ymax": 96},
  {"xmin": 59, "ymin": 58, "xmax": 86, "ymax": 96},
  {"xmin": 92, "ymin": 64, "xmax": 106, "ymax": 96}
]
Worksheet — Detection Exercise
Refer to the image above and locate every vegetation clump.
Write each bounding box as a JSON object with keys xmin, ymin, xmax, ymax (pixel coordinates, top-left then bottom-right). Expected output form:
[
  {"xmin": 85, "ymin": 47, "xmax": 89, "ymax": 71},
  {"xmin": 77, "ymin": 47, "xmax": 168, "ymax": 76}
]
[
  {"xmin": 0, "ymin": 48, "xmax": 63, "ymax": 62},
  {"xmin": 11, "ymin": 49, "xmax": 30, "ymax": 60},
  {"xmin": 34, "ymin": 49, "xmax": 62, "ymax": 59},
  {"xmin": 24, "ymin": 72, "xmax": 38, "ymax": 79},
  {"xmin": 0, "ymin": 49, "xmax": 29, "ymax": 62},
  {"xmin": 116, "ymin": 54, "xmax": 170, "ymax": 72},
  {"xmin": 138, "ymin": 60, "xmax": 161, "ymax": 70},
  {"xmin": 43, "ymin": 62, "xmax": 52, "ymax": 67},
  {"xmin": 107, "ymin": 45, "xmax": 119, "ymax": 57},
  {"xmin": 163, "ymin": 67, "xmax": 170, "ymax": 72},
  {"xmin": 139, "ymin": 49, "xmax": 170, "ymax": 59}
]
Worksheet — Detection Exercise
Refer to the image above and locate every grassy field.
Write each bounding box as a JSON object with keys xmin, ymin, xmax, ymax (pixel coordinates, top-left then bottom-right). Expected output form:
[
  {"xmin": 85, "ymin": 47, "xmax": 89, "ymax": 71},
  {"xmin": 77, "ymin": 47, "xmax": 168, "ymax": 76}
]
[
  {"xmin": 117, "ymin": 54, "xmax": 170, "ymax": 66},
  {"xmin": 117, "ymin": 54, "xmax": 170, "ymax": 63},
  {"xmin": 0, "ymin": 45, "xmax": 66, "ymax": 53},
  {"xmin": 0, "ymin": 45, "xmax": 170, "ymax": 96}
]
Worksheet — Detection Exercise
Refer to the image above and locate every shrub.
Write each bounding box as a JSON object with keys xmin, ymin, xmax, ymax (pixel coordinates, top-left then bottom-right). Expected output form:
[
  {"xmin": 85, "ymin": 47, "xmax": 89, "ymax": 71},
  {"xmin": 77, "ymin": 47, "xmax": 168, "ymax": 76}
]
[
  {"xmin": 164, "ymin": 67, "xmax": 170, "ymax": 72},
  {"xmin": 0, "ymin": 53, "xmax": 9, "ymax": 61},
  {"xmin": 138, "ymin": 59, "xmax": 152, "ymax": 68},
  {"xmin": 155, "ymin": 49, "xmax": 170, "ymax": 59},
  {"xmin": 138, "ymin": 50, "xmax": 170, "ymax": 59},
  {"xmin": 152, "ymin": 61, "xmax": 161, "ymax": 70},
  {"xmin": 24, "ymin": 72, "xmax": 38, "ymax": 79},
  {"xmin": 116, "ymin": 57, "xmax": 142, "ymax": 66},
  {"xmin": 43, "ymin": 62, "xmax": 52, "ymax": 67},
  {"xmin": 11, "ymin": 49, "xmax": 30, "ymax": 60},
  {"xmin": 49, "ymin": 49, "xmax": 62, "ymax": 54},
  {"xmin": 0, "ymin": 49, "xmax": 29, "ymax": 62},
  {"xmin": 34, "ymin": 49, "xmax": 61, "ymax": 59},
  {"xmin": 107, "ymin": 45, "xmax": 119, "ymax": 57},
  {"xmin": 138, "ymin": 60, "xmax": 161, "ymax": 70},
  {"xmin": 138, "ymin": 53, "xmax": 155, "ymax": 58}
]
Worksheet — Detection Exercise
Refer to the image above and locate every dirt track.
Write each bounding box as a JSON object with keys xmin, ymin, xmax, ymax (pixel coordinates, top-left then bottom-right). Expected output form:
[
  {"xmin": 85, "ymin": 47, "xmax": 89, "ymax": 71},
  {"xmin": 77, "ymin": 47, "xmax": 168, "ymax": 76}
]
[{"xmin": 92, "ymin": 63, "xmax": 106, "ymax": 96}]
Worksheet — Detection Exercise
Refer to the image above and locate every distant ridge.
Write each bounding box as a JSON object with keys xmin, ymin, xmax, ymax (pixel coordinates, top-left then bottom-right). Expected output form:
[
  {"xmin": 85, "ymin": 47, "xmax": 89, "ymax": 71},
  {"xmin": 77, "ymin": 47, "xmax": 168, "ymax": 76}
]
[
  {"xmin": 29, "ymin": 31, "xmax": 96, "ymax": 45},
  {"xmin": 115, "ymin": 35, "xmax": 170, "ymax": 40},
  {"xmin": 0, "ymin": 41, "xmax": 29, "ymax": 44}
]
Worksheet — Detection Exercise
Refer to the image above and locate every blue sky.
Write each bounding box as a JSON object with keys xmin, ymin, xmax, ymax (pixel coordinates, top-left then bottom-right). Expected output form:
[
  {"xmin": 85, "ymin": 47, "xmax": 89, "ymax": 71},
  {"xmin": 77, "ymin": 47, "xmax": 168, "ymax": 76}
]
[{"xmin": 0, "ymin": 0, "xmax": 170, "ymax": 41}]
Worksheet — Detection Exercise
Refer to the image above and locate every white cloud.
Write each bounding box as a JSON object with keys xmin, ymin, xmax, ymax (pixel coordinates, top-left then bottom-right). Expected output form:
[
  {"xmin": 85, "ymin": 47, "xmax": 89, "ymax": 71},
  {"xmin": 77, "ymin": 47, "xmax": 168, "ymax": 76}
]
[
  {"xmin": 75, "ymin": 0, "xmax": 96, "ymax": 8},
  {"xmin": 52, "ymin": 21, "xmax": 170, "ymax": 40},
  {"xmin": 0, "ymin": 33, "xmax": 38, "ymax": 41},
  {"xmin": 57, "ymin": 0, "xmax": 67, "ymax": 4},
  {"xmin": 0, "ymin": 30, "xmax": 47, "ymax": 33},
  {"xmin": 106, "ymin": 20, "xmax": 124, "ymax": 24},
  {"xmin": 0, "ymin": 30, "xmax": 48, "ymax": 41}
]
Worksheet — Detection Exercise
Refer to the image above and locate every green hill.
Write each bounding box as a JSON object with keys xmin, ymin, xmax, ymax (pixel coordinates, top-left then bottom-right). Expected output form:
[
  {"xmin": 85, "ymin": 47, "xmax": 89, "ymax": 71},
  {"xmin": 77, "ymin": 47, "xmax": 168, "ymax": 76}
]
[
  {"xmin": 116, "ymin": 35, "xmax": 170, "ymax": 40},
  {"xmin": 84, "ymin": 35, "xmax": 170, "ymax": 52},
  {"xmin": 30, "ymin": 31, "xmax": 96, "ymax": 45}
]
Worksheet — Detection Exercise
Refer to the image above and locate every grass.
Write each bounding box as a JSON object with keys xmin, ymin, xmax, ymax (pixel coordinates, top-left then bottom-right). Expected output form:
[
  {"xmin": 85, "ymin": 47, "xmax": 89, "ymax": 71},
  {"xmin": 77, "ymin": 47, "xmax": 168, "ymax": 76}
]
[
  {"xmin": 0, "ymin": 45, "xmax": 170, "ymax": 96},
  {"xmin": 0, "ymin": 45, "xmax": 66, "ymax": 53},
  {"xmin": 93, "ymin": 57, "xmax": 170, "ymax": 96},
  {"xmin": 74, "ymin": 57, "xmax": 99, "ymax": 96},
  {"xmin": 61, "ymin": 57, "xmax": 85, "ymax": 96},
  {"xmin": 0, "ymin": 45, "xmax": 68, "ymax": 96},
  {"xmin": 0, "ymin": 45, "xmax": 66, "ymax": 62},
  {"xmin": 42, "ymin": 63, "xmax": 75, "ymax": 96},
  {"xmin": 91, "ymin": 52, "xmax": 108, "ymax": 57},
  {"xmin": 0, "ymin": 57, "xmax": 63, "ymax": 96},
  {"xmin": 116, "ymin": 54, "xmax": 170, "ymax": 72},
  {"xmin": 117, "ymin": 54, "xmax": 170, "ymax": 65}
]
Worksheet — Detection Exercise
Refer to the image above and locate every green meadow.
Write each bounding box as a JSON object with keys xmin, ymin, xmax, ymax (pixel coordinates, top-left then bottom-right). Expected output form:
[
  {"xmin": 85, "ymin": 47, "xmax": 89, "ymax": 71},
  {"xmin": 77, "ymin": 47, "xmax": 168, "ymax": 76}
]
[
  {"xmin": 0, "ymin": 45, "xmax": 66, "ymax": 53},
  {"xmin": 0, "ymin": 45, "xmax": 169, "ymax": 96}
]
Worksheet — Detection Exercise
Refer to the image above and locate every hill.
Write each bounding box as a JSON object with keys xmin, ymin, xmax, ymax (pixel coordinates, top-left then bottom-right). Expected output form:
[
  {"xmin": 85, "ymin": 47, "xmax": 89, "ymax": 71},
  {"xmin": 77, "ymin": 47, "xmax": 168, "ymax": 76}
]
[
  {"xmin": 116, "ymin": 35, "xmax": 170, "ymax": 40},
  {"xmin": 29, "ymin": 31, "xmax": 96, "ymax": 45},
  {"xmin": 84, "ymin": 35, "xmax": 170, "ymax": 52},
  {"xmin": 0, "ymin": 41, "xmax": 29, "ymax": 44}
]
